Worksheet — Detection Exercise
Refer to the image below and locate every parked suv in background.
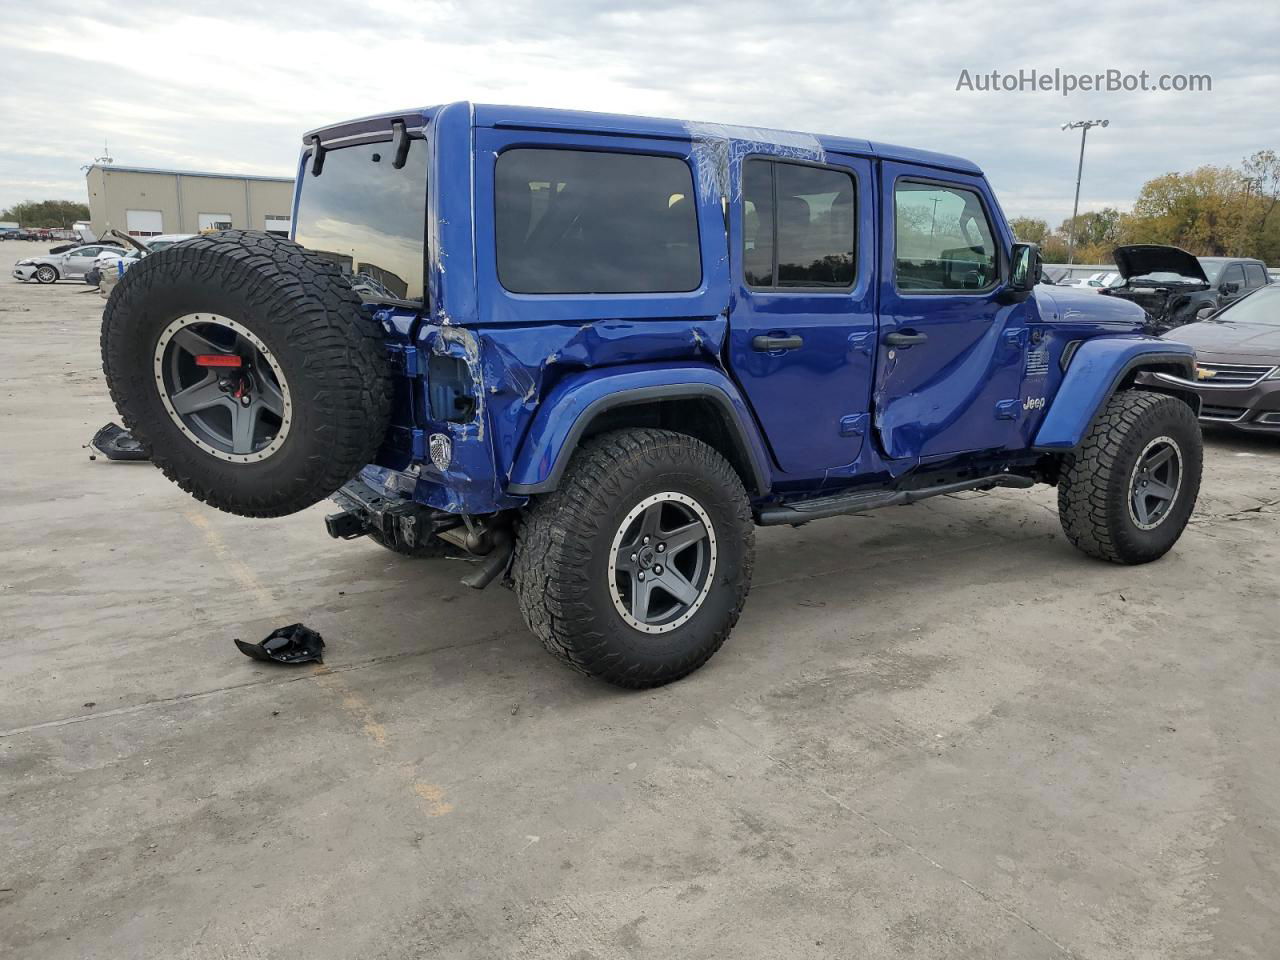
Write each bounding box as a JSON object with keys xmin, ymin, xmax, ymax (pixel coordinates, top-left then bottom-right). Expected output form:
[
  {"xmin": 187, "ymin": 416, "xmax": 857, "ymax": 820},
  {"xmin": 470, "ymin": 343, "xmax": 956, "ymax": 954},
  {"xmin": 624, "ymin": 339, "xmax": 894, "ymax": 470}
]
[
  {"xmin": 102, "ymin": 103, "xmax": 1204, "ymax": 688},
  {"xmin": 1102, "ymin": 244, "xmax": 1271, "ymax": 332}
]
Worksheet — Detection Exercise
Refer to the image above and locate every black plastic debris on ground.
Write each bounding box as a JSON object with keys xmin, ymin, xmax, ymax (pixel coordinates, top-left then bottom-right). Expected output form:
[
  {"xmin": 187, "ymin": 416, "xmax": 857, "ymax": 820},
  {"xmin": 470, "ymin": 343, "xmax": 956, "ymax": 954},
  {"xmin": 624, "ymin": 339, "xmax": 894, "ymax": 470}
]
[
  {"xmin": 234, "ymin": 624, "xmax": 324, "ymax": 665},
  {"xmin": 90, "ymin": 422, "xmax": 149, "ymax": 461}
]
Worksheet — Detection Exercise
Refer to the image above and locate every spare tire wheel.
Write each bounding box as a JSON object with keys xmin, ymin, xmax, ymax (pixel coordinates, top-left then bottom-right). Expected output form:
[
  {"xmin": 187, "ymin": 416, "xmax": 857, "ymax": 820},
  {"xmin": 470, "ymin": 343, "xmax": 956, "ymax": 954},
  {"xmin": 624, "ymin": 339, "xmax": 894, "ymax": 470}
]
[{"xmin": 101, "ymin": 230, "xmax": 392, "ymax": 518}]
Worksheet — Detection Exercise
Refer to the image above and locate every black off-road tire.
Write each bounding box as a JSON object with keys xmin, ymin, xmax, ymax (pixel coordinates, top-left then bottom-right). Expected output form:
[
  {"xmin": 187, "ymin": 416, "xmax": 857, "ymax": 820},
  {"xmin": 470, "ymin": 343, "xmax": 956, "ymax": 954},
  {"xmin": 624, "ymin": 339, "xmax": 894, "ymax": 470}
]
[
  {"xmin": 367, "ymin": 529, "xmax": 457, "ymax": 558},
  {"xmin": 513, "ymin": 428, "xmax": 755, "ymax": 689},
  {"xmin": 101, "ymin": 230, "xmax": 391, "ymax": 518},
  {"xmin": 1057, "ymin": 389, "xmax": 1202, "ymax": 564}
]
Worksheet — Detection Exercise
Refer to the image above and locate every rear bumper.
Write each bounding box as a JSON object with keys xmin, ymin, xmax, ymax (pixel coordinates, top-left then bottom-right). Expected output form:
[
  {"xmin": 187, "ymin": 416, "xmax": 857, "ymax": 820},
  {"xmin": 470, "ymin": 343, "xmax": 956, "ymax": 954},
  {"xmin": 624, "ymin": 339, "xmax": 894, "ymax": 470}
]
[{"xmin": 1139, "ymin": 370, "xmax": 1280, "ymax": 432}]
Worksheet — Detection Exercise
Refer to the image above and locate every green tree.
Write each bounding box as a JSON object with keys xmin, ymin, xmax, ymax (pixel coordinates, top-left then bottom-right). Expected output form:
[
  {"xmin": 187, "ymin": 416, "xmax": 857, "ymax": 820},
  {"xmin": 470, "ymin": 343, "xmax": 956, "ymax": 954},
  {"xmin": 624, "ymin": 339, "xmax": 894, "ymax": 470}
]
[
  {"xmin": 1240, "ymin": 149, "xmax": 1280, "ymax": 263},
  {"xmin": 1120, "ymin": 166, "xmax": 1246, "ymax": 256},
  {"xmin": 1009, "ymin": 216, "xmax": 1049, "ymax": 244},
  {"xmin": 0, "ymin": 200, "xmax": 90, "ymax": 228},
  {"xmin": 1058, "ymin": 207, "xmax": 1124, "ymax": 263}
]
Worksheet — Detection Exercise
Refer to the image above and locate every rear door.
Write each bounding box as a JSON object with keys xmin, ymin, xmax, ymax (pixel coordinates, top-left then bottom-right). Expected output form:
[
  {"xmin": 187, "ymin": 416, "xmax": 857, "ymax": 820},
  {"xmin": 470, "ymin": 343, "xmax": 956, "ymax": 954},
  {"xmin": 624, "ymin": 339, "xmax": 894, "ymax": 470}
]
[
  {"xmin": 874, "ymin": 164, "xmax": 1026, "ymax": 460},
  {"xmin": 727, "ymin": 154, "xmax": 876, "ymax": 474}
]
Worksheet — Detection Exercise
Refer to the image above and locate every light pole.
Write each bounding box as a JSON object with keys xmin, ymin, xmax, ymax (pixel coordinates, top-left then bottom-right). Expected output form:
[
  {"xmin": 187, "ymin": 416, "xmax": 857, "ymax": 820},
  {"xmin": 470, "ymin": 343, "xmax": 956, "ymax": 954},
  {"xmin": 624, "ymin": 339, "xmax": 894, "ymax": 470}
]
[{"xmin": 1062, "ymin": 119, "xmax": 1108, "ymax": 265}]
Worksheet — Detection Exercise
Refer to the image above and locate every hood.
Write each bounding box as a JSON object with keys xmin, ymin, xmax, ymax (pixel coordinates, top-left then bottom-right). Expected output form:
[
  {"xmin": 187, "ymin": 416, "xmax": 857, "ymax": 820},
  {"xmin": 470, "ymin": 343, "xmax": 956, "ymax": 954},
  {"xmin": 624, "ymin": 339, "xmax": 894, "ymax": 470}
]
[
  {"xmin": 100, "ymin": 228, "xmax": 150, "ymax": 255},
  {"xmin": 1113, "ymin": 244, "xmax": 1208, "ymax": 283},
  {"xmin": 1034, "ymin": 283, "xmax": 1147, "ymax": 327},
  {"xmin": 1162, "ymin": 319, "xmax": 1280, "ymax": 360}
]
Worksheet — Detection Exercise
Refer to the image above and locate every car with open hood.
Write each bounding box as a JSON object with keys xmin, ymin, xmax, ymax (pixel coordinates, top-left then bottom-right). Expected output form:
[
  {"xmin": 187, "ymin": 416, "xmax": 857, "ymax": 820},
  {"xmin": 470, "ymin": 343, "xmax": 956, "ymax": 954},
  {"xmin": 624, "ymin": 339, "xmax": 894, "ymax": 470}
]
[
  {"xmin": 1102, "ymin": 244, "xmax": 1271, "ymax": 332},
  {"xmin": 1139, "ymin": 283, "xmax": 1280, "ymax": 432}
]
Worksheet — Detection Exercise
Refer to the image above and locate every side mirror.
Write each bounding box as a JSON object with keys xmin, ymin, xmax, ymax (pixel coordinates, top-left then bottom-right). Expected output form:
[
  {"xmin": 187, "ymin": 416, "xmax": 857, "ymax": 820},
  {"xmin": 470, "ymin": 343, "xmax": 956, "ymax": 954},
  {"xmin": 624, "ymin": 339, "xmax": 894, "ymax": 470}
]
[
  {"xmin": 1221, "ymin": 281, "xmax": 1240, "ymax": 295},
  {"xmin": 1009, "ymin": 242, "xmax": 1042, "ymax": 292}
]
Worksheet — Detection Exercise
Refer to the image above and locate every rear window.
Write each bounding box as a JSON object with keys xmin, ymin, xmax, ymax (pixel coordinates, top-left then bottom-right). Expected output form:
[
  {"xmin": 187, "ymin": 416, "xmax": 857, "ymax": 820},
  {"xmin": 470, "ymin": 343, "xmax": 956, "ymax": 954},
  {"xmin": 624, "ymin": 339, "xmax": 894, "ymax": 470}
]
[
  {"xmin": 294, "ymin": 137, "xmax": 428, "ymax": 302},
  {"xmin": 495, "ymin": 148, "xmax": 700, "ymax": 294}
]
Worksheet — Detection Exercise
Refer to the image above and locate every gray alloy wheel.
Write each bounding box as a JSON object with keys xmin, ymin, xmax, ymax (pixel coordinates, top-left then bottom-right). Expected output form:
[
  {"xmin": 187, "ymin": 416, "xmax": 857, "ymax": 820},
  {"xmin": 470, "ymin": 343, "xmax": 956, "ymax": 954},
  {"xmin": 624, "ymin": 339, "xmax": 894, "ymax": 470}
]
[
  {"xmin": 607, "ymin": 491, "xmax": 718, "ymax": 634},
  {"xmin": 35, "ymin": 264, "xmax": 57, "ymax": 284},
  {"xmin": 152, "ymin": 313, "xmax": 293, "ymax": 463},
  {"xmin": 1127, "ymin": 436, "xmax": 1183, "ymax": 530}
]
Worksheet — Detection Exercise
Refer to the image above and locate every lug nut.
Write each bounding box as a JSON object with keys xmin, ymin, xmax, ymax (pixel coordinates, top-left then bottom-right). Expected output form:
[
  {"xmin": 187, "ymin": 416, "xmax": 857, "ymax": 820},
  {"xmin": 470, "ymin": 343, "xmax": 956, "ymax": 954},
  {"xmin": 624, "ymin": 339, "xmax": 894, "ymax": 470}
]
[
  {"xmin": 656, "ymin": 543, "xmax": 665, "ymax": 553},
  {"xmin": 654, "ymin": 565, "xmax": 663, "ymax": 575},
  {"xmin": 638, "ymin": 572, "xmax": 645, "ymax": 581},
  {"xmin": 643, "ymin": 536, "xmax": 650, "ymax": 544},
  {"xmin": 630, "ymin": 553, "xmax": 637, "ymax": 561}
]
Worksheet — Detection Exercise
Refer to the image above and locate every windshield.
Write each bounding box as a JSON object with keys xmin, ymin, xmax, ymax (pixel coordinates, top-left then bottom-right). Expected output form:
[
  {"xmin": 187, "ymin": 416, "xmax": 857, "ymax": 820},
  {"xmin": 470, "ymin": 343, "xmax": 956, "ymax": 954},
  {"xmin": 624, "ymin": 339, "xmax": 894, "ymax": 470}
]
[
  {"xmin": 293, "ymin": 136, "xmax": 427, "ymax": 302},
  {"xmin": 1214, "ymin": 284, "xmax": 1280, "ymax": 325},
  {"xmin": 1199, "ymin": 260, "xmax": 1224, "ymax": 283}
]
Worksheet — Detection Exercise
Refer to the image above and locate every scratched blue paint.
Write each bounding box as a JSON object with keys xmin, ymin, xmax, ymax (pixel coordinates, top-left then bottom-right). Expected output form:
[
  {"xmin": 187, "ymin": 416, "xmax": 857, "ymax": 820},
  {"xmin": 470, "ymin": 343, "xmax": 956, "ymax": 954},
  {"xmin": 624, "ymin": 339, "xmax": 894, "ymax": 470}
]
[{"xmin": 298, "ymin": 102, "xmax": 1192, "ymax": 516}]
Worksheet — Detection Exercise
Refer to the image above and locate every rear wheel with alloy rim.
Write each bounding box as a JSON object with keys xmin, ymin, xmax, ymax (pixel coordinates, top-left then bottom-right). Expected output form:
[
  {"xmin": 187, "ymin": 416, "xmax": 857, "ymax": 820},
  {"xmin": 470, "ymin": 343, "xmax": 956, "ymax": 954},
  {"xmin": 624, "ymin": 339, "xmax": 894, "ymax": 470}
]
[
  {"xmin": 514, "ymin": 428, "xmax": 754, "ymax": 688},
  {"xmin": 1058, "ymin": 389, "xmax": 1201, "ymax": 564}
]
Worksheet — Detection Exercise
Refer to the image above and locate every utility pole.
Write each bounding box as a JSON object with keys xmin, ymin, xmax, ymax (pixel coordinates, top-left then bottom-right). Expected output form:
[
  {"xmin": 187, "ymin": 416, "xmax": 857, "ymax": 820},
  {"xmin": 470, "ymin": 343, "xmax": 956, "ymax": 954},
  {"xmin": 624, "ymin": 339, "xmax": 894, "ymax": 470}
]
[
  {"xmin": 1062, "ymin": 119, "xmax": 1108, "ymax": 265},
  {"xmin": 1240, "ymin": 176, "xmax": 1261, "ymax": 256}
]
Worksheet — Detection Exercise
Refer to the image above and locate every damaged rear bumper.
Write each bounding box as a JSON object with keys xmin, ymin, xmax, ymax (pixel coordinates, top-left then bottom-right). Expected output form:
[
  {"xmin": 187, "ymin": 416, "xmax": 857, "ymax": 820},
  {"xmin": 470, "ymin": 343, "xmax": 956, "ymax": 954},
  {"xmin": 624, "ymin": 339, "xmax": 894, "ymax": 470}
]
[{"xmin": 325, "ymin": 477, "xmax": 461, "ymax": 549}]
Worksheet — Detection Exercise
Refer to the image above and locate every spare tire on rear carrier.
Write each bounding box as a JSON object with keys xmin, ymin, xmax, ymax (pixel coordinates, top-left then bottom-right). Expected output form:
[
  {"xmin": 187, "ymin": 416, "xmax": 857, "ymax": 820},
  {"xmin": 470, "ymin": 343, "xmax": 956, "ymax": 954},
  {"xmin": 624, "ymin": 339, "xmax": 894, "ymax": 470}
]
[{"xmin": 101, "ymin": 230, "xmax": 392, "ymax": 518}]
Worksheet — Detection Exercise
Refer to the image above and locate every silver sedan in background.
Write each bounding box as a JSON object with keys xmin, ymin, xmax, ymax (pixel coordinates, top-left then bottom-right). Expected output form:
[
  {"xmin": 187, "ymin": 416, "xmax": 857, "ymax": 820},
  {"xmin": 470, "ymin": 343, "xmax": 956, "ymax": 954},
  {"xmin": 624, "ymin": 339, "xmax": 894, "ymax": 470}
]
[{"xmin": 12, "ymin": 243, "xmax": 127, "ymax": 283}]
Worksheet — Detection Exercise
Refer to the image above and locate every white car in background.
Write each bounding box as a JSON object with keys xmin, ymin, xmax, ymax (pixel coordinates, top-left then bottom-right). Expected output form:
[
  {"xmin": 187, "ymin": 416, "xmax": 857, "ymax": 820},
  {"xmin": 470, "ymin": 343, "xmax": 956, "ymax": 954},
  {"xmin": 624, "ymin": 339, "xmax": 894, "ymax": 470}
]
[{"xmin": 93, "ymin": 233, "xmax": 196, "ymax": 273}]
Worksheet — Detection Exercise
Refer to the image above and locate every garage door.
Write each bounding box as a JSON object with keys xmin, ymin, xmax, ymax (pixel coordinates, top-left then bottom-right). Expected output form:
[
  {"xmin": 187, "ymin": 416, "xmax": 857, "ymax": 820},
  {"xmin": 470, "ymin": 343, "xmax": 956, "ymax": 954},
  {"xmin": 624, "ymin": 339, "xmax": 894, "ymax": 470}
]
[
  {"xmin": 198, "ymin": 213, "xmax": 233, "ymax": 231},
  {"xmin": 126, "ymin": 210, "xmax": 164, "ymax": 236},
  {"xmin": 264, "ymin": 215, "xmax": 292, "ymax": 237}
]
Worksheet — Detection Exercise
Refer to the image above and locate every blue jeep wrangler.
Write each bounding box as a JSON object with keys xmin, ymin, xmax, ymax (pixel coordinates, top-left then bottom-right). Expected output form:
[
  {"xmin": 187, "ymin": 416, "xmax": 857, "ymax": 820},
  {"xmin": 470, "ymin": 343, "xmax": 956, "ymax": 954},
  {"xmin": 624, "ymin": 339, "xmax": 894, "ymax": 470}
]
[{"xmin": 102, "ymin": 103, "xmax": 1203, "ymax": 688}]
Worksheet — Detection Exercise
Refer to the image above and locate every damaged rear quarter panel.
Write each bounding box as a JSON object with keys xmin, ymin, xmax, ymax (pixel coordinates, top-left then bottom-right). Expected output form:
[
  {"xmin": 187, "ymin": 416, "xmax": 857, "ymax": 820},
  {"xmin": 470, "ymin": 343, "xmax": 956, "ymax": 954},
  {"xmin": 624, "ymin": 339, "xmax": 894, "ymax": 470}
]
[
  {"xmin": 392, "ymin": 124, "xmax": 734, "ymax": 514},
  {"xmin": 408, "ymin": 317, "xmax": 730, "ymax": 512}
]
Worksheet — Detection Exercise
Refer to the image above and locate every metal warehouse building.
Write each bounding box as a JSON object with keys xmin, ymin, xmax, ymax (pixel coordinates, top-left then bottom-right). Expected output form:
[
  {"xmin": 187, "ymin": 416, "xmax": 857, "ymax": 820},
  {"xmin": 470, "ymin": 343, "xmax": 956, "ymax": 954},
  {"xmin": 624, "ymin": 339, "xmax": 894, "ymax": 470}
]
[{"xmin": 84, "ymin": 164, "xmax": 294, "ymax": 240}]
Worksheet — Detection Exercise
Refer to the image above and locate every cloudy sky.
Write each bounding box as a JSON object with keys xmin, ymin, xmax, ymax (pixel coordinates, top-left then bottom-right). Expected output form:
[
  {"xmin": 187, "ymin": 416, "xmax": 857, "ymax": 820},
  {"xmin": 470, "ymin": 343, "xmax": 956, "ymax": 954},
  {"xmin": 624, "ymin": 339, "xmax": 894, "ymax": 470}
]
[{"xmin": 1, "ymin": 0, "xmax": 1276, "ymax": 224}]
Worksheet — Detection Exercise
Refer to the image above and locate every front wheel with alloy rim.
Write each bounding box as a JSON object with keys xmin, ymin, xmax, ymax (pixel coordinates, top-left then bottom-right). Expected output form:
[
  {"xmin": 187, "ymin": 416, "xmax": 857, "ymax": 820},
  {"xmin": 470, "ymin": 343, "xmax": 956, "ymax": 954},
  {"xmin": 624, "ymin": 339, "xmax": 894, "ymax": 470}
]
[
  {"xmin": 35, "ymin": 265, "xmax": 58, "ymax": 284},
  {"xmin": 513, "ymin": 428, "xmax": 755, "ymax": 688},
  {"xmin": 1058, "ymin": 389, "xmax": 1202, "ymax": 564}
]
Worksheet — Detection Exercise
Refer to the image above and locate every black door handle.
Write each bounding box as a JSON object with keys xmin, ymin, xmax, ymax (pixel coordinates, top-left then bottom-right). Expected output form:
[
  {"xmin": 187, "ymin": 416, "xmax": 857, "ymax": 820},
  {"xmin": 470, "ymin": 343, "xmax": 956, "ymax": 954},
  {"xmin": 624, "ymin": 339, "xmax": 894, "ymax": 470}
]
[
  {"xmin": 885, "ymin": 331, "xmax": 928, "ymax": 347},
  {"xmin": 752, "ymin": 334, "xmax": 804, "ymax": 352}
]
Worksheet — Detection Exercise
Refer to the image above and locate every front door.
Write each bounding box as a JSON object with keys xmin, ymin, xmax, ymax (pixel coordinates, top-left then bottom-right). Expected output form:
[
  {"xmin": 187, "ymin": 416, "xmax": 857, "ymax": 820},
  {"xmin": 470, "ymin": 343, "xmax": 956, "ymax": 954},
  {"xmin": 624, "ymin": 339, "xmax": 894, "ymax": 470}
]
[
  {"xmin": 874, "ymin": 164, "xmax": 1027, "ymax": 461},
  {"xmin": 727, "ymin": 154, "xmax": 876, "ymax": 475},
  {"xmin": 62, "ymin": 246, "xmax": 101, "ymax": 278}
]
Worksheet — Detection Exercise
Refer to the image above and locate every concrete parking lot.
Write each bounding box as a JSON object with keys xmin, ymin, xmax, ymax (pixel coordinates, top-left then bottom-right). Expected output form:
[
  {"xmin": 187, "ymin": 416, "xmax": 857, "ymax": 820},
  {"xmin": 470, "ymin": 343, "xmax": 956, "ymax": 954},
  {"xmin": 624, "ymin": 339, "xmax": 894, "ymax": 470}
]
[{"xmin": 2, "ymin": 256, "xmax": 1278, "ymax": 960}]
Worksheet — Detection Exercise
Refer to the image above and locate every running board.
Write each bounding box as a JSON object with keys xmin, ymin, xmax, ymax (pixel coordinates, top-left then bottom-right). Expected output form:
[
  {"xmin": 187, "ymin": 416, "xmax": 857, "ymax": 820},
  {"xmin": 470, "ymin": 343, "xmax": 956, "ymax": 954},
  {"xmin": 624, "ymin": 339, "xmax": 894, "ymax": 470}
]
[{"xmin": 756, "ymin": 474, "xmax": 1036, "ymax": 526}]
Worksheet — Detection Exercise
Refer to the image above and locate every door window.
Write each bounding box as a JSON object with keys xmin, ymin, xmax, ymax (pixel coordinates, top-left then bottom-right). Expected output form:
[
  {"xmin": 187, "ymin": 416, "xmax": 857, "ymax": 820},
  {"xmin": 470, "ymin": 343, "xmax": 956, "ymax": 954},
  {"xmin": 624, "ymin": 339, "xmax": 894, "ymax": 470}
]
[
  {"xmin": 894, "ymin": 181, "xmax": 998, "ymax": 292},
  {"xmin": 742, "ymin": 159, "xmax": 855, "ymax": 289},
  {"xmin": 1243, "ymin": 262, "xmax": 1268, "ymax": 288},
  {"xmin": 494, "ymin": 148, "xmax": 700, "ymax": 294},
  {"xmin": 1221, "ymin": 263, "xmax": 1246, "ymax": 291}
]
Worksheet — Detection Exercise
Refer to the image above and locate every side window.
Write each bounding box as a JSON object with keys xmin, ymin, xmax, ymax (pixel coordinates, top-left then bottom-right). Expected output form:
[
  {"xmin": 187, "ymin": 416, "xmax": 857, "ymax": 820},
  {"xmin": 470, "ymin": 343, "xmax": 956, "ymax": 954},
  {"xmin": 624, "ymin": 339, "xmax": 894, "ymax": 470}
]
[
  {"xmin": 894, "ymin": 181, "xmax": 998, "ymax": 291},
  {"xmin": 1243, "ymin": 263, "xmax": 1267, "ymax": 288},
  {"xmin": 74, "ymin": 246, "xmax": 99, "ymax": 257},
  {"xmin": 1222, "ymin": 263, "xmax": 1246, "ymax": 290},
  {"xmin": 494, "ymin": 148, "xmax": 700, "ymax": 295},
  {"xmin": 741, "ymin": 159, "xmax": 855, "ymax": 289}
]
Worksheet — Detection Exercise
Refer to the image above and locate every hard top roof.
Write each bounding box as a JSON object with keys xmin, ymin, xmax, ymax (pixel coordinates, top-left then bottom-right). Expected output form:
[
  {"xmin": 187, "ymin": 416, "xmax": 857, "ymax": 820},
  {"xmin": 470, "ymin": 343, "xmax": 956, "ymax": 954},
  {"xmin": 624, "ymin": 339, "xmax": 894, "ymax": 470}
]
[{"xmin": 304, "ymin": 103, "xmax": 983, "ymax": 177}]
